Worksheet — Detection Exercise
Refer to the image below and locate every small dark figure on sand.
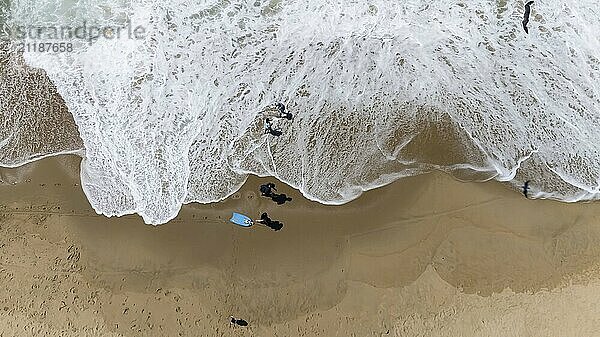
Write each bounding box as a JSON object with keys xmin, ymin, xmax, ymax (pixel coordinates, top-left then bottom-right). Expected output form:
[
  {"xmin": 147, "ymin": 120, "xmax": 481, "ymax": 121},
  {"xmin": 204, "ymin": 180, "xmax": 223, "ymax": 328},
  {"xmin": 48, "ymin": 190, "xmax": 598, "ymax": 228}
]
[
  {"xmin": 260, "ymin": 182, "xmax": 277, "ymax": 197},
  {"xmin": 265, "ymin": 118, "xmax": 283, "ymax": 137},
  {"xmin": 522, "ymin": 180, "xmax": 530, "ymax": 198},
  {"xmin": 257, "ymin": 212, "xmax": 284, "ymax": 231},
  {"xmin": 522, "ymin": 1, "xmax": 534, "ymax": 34},
  {"xmin": 230, "ymin": 316, "xmax": 248, "ymax": 326},
  {"xmin": 271, "ymin": 193, "xmax": 292, "ymax": 205}
]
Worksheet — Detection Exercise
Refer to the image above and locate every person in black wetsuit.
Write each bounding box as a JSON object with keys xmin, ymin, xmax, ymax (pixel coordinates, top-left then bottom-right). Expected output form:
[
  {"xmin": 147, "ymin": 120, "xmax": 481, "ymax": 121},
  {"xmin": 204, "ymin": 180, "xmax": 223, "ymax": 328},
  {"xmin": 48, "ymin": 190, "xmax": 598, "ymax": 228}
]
[
  {"xmin": 274, "ymin": 102, "xmax": 293, "ymax": 120},
  {"xmin": 264, "ymin": 118, "xmax": 282, "ymax": 137},
  {"xmin": 271, "ymin": 193, "xmax": 292, "ymax": 205},
  {"xmin": 260, "ymin": 182, "xmax": 277, "ymax": 197},
  {"xmin": 257, "ymin": 212, "xmax": 284, "ymax": 231},
  {"xmin": 522, "ymin": 180, "xmax": 531, "ymax": 198},
  {"xmin": 230, "ymin": 316, "xmax": 248, "ymax": 326},
  {"xmin": 522, "ymin": 1, "xmax": 534, "ymax": 34}
]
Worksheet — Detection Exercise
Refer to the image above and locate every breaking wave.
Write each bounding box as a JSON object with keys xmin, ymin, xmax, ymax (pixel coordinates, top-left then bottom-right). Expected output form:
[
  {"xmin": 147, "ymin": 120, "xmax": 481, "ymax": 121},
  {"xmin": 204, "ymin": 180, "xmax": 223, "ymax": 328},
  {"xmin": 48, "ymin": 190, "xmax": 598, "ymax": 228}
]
[{"xmin": 1, "ymin": 0, "xmax": 600, "ymax": 224}]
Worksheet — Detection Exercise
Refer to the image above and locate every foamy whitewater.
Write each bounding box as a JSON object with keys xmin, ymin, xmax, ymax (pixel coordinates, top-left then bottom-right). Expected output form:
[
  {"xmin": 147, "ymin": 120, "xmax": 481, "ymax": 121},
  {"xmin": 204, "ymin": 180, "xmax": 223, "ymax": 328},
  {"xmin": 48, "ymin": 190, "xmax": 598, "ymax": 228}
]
[{"xmin": 1, "ymin": 0, "xmax": 599, "ymax": 224}]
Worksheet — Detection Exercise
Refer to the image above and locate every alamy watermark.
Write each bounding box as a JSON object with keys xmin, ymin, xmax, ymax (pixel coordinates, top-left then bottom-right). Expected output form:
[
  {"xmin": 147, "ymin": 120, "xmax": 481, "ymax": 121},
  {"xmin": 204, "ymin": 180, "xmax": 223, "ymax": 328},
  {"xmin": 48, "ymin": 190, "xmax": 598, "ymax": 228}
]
[{"xmin": 1, "ymin": 20, "xmax": 147, "ymax": 53}]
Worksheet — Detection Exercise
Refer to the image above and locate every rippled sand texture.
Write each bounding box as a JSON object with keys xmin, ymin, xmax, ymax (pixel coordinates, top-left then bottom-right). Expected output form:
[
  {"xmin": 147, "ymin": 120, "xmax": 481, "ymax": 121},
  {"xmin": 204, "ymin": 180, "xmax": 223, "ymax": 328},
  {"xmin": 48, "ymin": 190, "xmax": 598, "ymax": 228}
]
[
  {"xmin": 0, "ymin": 156, "xmax": 600, "ymax": 336},
  {"xmin": 0, "ymin": 43, "xmax": 82, "ymax": 166}
]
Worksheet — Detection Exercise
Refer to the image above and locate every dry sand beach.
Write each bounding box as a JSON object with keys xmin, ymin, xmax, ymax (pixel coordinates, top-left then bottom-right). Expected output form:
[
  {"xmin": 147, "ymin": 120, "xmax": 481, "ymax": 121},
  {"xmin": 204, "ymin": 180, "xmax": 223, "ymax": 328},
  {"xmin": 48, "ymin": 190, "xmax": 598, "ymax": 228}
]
[{"xmin": 1, "ymin": 155, "xmax": 600, "ymax": 336}]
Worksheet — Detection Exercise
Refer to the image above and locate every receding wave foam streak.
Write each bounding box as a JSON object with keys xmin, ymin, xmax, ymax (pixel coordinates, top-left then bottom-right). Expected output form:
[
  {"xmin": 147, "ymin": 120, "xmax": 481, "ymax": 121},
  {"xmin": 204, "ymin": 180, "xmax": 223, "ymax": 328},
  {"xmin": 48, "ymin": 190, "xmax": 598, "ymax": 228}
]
[{"xmin": 3, "ymin": 0, "xmax": 599, "ymax": 224}]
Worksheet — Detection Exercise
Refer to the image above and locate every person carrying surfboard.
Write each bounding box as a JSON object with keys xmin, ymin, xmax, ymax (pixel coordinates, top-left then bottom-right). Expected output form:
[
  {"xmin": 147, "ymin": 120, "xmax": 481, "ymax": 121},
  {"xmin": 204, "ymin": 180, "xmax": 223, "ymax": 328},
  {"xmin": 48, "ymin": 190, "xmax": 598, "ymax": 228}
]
[{"xmin": 230, "ymin": 212, "xmax": 283, "ymax": 231}]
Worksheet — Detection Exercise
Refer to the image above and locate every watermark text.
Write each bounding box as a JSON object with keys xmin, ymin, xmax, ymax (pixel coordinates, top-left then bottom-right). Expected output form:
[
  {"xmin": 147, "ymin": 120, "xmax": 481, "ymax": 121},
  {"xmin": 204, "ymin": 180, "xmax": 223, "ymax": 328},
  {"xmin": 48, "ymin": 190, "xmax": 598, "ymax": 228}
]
[{"xmin": 1, "ymin": 20, "xmax": 146, "ymax": 46}]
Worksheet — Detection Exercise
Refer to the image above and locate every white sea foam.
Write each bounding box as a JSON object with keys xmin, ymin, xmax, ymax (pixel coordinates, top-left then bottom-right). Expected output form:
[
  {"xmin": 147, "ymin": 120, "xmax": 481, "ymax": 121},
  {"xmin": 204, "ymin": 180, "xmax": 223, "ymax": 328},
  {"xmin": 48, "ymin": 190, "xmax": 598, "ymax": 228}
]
[{"xmin": 2, "ymin": 0, "xmax": 599, "ymax": 224}]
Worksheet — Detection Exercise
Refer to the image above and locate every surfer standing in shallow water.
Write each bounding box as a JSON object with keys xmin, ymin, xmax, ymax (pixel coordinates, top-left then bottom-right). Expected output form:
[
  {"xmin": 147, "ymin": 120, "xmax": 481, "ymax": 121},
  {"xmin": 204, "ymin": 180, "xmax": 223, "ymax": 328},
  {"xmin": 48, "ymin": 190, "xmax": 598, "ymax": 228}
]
[
  {"xmin": 262, "ymin": 102, "xmax": 292, "ymax": 136},
  {"xmin": 522, "ymin": 1, "xmax": 534, "ymax": 34},
  {"xmin": 522, "ymin": 180, "xmax": 531, "ymax": 199},
  {"xmin": 264, "ymin": 118, "xmax": 282, "ymax": 137},
  {"xmin": 261, "ymin": 102, "xmax": 293, "ymax": 120},
  {"xmin": 274, "ymin": 103, "xmax": 292, "ymax": 120}
]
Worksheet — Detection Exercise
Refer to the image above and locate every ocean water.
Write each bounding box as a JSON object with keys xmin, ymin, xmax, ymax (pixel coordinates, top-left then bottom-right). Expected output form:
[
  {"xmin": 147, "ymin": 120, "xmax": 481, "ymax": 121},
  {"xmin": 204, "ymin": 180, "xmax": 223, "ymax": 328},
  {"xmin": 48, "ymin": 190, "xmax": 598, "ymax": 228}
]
[{"xmin": 1, "ymin": 0, "xmax": 599, "ymax": 224}]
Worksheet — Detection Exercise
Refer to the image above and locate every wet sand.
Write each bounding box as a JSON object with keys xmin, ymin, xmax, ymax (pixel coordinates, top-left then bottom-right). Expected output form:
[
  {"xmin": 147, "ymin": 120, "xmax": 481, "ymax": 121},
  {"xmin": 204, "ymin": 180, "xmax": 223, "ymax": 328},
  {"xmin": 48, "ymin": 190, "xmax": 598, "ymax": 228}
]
[{"xmin": 1, "ymin": 155, "xmax": 600, "ymax": 336}]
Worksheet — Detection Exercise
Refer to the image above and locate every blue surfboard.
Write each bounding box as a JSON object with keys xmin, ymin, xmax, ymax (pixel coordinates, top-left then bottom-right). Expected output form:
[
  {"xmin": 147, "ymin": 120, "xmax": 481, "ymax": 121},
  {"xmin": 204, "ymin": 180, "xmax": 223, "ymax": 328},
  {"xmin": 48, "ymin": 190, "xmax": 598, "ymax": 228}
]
[{"xmin": 230, "ymin": 212, "xmax": 253, "ymax": 227}]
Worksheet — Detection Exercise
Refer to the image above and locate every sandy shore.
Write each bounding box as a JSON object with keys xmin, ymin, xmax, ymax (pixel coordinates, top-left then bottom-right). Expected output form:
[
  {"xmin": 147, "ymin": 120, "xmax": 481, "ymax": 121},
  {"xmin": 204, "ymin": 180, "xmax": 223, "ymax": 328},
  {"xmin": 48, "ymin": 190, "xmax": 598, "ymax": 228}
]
[{"xmin": 1, "ymin": 155, "xmax": 600, "ymax": 336}]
